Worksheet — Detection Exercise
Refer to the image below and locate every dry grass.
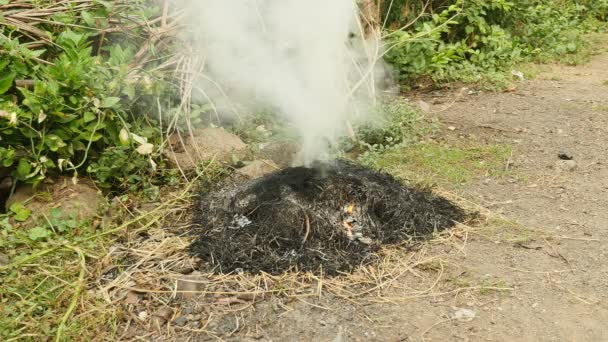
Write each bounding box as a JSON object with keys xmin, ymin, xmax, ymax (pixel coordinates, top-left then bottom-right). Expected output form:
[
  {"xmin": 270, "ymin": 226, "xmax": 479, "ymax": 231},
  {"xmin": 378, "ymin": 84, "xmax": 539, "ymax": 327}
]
[
  {"xmin": 82, "ymin": 185, "xmax": 523, "ymax": 340},
  {"xmin": 3, "ymin": 167, "xmax": 592, "ymax": 340}
]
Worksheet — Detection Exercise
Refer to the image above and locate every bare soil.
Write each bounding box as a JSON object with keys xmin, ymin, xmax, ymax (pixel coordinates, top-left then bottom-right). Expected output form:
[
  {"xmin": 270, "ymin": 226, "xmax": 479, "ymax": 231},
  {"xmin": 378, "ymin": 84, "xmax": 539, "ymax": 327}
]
[
  {"xmin": 111, "ymin": 49, "xmax": 608, "ymax": 342},
  {"xmin": 204, "ymin": 51, "xmax": 608, "ymax": 341}
]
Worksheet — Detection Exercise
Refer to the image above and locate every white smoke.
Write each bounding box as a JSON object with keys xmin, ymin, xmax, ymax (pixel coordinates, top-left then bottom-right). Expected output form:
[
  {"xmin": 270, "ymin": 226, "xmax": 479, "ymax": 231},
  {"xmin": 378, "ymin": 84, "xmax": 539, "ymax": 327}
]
[{"xmin": 176, "ymin": 0, "xmax": 385, "ymax": 165}]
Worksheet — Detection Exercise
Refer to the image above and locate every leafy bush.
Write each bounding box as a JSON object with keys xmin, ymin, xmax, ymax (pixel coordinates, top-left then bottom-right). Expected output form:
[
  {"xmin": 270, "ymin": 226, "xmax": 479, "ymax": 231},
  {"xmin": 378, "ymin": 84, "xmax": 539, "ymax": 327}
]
[
  {"xmin": 382, "ymin": 0, "xmax": 608, "ymax": 85},
  {"xmin": 0, "ymin": 1, "xmax": 169, "ymax": 192}
]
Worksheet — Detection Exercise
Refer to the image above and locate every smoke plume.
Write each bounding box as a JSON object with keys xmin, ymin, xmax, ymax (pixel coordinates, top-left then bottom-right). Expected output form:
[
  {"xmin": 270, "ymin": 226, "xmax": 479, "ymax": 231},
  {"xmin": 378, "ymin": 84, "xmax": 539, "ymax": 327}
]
[{"xmin": 177, "ymin": 0, "xmax": 385, "ymax": 165}]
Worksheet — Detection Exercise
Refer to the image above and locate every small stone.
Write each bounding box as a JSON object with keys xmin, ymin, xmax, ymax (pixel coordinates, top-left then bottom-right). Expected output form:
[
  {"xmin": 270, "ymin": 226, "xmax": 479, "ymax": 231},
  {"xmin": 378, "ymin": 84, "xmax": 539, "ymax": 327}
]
[
  {"xmin": 557, "ymin": 160, "xmax": 577, "ymax": 172},
  {"xmin": 152, "ymin": 310, "xmax": 169, "ymax": 321},
  {"xmin": 173, "ymin": 316, "xmax": 189, "ymax": 327},
  {"xmin": 183, "ymin": 307, "xmax": 194, "ymax": 315},
  {"xmin": 0, "ymin": 253, "xmax": 9, "ymax": 267},
  {"xmin": 452, "ymin": 308, "xmax": 476, "ymax": 322},
  {"xmin": 448, "ymin": 126, "xmax": 457, "ymax": 131},
  {"xmin": 417, "ymin": 100, "xmax": 432, "ymax": 112},
  {"xmin": 236, "ymin": 160, "xmax": 279, "ymax": 180},
  {"xmin": 138, "ymin": 311, "xmax": 148, "ymax": 321}
]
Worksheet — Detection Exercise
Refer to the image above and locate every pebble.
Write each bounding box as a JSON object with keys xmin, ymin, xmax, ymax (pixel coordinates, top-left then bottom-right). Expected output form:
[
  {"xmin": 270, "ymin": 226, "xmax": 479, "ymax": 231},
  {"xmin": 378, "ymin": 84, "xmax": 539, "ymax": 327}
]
[
  {"xmin": 452, "ymin": 308, "xmax": 476, "ymax": 322},
  {"xmin": 138, "ymin": 311, "xmax": 148, "ymax": 321},
  {"xmin": 173, "ymin": 316, "xmax": 189, "ymax": 327},
  {"xmin": 558, "ymin": 160, "xmax": 577, "ymax": 171},
  {"xmin": 155, "ymin": 306, "xmax": 174, "ymax": 320}
]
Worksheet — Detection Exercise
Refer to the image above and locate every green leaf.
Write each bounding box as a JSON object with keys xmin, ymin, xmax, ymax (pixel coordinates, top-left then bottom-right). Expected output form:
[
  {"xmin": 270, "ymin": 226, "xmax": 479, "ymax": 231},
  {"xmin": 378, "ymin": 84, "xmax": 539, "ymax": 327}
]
[
  {"xmin": 0, "ymin": 60, "xmax": 9, "ymax": 72},
  {"xmin": 50, "ymin": 208, "xmax": 63, "ymax": 220},
  {"xmin": 81, "ymin": 11, "xmax": 96, "ymax": 27},
  {"xmin": 100, "ymin": 97, "xmax": 121, "ymax": 108},
  {"xmin": 16, "ymin": 159, "xmax": 32, "ymax": 180},
  {"xmin": 9, "ymin": 202, "xmax": 31, "ymax": 222},
  {"xmin": 83, "ymin": 111, "xmax": 97, "ymax": 123},
  {"xmin": 28, "ymin": 227, "xmax": 52, "ymax": 241},
  {"xmin": 0, "ymin": 71, "xmax": 16, "ymax": 94},
  {"xmin": 45, "ymin": 135, "xmax": 67, "ymax": 152}
]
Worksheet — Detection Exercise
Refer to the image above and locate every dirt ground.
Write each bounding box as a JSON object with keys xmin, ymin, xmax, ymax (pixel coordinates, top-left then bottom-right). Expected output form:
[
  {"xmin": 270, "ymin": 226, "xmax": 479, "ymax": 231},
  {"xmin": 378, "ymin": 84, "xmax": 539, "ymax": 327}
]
[
  {"xmin": 193, "ymin": 50, "xmax": 608, "ymax": 341},
  {"xmin": 108, "ymin": 49, "xmax": 608, "ymax": 342}
]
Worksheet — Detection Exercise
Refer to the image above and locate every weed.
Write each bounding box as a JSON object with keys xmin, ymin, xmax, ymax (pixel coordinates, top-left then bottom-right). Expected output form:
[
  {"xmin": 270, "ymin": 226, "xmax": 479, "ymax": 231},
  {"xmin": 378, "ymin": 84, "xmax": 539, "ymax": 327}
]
[
  {"xmin": 382, "ymin": 0, "xmax": 608, "ymax": 86},
  {"xmin": 362, "ymin": 141, "xmax": 513, "ymax": 187}
]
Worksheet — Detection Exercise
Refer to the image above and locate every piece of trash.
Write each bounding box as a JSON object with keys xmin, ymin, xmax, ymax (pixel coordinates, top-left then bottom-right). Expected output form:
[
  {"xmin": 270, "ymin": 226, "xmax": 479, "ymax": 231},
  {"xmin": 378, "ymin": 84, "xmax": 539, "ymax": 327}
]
[
  {"xmin": 451, "ymin": 308, "xmax": 476, "ymax": 322},
  {"xmin": 138, "ymin": 311, "xmax": 148, "ymax": 322},
  {"xmin": 511, "ymin": 70, "xmax": 525, "ymax": 81}
]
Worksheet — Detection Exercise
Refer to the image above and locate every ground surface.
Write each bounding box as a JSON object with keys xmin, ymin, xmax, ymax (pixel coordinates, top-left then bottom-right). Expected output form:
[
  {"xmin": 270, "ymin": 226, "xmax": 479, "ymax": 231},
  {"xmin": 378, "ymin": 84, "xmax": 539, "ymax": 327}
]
[
  {"xmin": 199, "ymin": 47, "xmax": 608, "ymax": 341},
  {"xmin": 98, "ymin": 46, "xmax": 608, "ymax": 342}
]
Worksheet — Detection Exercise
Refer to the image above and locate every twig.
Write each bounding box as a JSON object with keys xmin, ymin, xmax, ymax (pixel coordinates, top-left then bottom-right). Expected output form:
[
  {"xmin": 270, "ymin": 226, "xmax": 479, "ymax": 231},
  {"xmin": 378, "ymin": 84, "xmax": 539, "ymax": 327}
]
[{"xmin": 302, "ymin": 212, "xmax": 311, "ymax": 245}]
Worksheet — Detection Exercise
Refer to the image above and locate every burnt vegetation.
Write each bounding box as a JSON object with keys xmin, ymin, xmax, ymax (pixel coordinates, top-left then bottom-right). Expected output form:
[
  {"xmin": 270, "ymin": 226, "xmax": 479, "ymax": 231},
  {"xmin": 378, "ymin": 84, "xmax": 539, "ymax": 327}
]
[{"xmin": 192, "ymin": 161, "xmax": 468, "ymax": 275}]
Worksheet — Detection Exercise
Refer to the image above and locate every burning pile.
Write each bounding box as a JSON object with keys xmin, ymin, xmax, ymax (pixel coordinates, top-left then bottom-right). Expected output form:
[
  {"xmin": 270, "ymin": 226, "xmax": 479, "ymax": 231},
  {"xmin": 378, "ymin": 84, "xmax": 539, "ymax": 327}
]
[{"xmin": 191, "ymin": 160, "xmax": 467, "ymax": 275}]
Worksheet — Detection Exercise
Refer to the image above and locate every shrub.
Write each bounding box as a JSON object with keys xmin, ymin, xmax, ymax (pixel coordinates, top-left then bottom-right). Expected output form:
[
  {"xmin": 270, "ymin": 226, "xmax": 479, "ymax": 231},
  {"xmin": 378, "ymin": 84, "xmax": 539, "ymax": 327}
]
[
  {"xmin": 382, "ymin": 0, "xmax": 608, "ymax": 85},
  {"xmin": 0, "ymin": 1, "xmax": 169, "ymax": 191}
]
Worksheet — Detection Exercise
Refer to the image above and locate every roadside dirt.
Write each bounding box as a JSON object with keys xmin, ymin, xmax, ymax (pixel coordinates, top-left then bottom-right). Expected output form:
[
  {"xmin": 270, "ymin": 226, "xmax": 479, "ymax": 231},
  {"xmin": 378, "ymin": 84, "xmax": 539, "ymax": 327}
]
[
  {"xmin": 205, "ymin": 51, "xmax": 608, "ymax": 341},
  {"xmin": 112, "ymin": 49, "xmax": 608, "ymax": 341}
]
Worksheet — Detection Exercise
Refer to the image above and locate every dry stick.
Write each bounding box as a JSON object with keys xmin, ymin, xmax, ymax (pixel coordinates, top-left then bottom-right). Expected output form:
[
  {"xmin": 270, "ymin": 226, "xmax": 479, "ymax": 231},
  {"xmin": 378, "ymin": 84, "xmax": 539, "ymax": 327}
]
[
  {"xmin": 97, "ymin": 0, "xmax": 118, "ymax": 55},
  {"xmin": 302, "ymin": 212, "xmax": 311, "ymax": 245},
  {"xmin": 420, "ymin": 316, "xmax": 453, "ymax": 342},
  {"xmin": 542, "ymin": 237, "xmax": 574, "ymax": 272}
]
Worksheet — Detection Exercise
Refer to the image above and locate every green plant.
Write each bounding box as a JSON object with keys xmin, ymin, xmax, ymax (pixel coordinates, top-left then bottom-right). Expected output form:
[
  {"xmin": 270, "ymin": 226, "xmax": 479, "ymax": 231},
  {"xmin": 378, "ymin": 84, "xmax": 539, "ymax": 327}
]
[
  {"xmin": 382, "ymin": 0, "xmax": 608, "ymax": 86},
  {"xmin": 353, "ymin": 98, "xmax": 435, "ymax": 153},
  {"xmin": 0, "ymin": 1, "xmax": 171, "ymax": 192}
]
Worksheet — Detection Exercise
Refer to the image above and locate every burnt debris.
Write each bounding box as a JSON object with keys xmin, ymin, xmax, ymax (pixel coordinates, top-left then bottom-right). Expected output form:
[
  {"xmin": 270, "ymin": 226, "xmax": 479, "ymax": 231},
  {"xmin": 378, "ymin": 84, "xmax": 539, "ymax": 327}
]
[{"xmin": 191, "ymin": 160, "xmax": 467, "ymax": 275}]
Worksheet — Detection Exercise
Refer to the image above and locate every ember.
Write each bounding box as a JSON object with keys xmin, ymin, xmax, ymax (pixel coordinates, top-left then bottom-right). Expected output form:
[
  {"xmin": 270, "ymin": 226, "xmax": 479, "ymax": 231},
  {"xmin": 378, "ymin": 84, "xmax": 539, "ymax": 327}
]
[{"xmin": 191, "ymin": 160, "xmax": 468, "ymax": 275}]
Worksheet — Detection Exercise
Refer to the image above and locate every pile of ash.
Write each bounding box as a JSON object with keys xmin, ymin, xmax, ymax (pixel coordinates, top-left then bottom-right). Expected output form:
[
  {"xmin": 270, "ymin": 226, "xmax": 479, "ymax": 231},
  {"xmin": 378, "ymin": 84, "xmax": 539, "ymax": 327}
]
[{"xmin": 191, "ymin": 160, "xmax": 467, "ymax": 275}]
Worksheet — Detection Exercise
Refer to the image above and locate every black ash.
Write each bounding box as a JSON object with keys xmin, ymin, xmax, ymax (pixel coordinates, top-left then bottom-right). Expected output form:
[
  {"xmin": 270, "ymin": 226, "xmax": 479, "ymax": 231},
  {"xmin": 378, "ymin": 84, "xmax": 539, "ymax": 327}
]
[{"xmin": 191, "ymin": 160, "xmax": 467, "ymax": 275}]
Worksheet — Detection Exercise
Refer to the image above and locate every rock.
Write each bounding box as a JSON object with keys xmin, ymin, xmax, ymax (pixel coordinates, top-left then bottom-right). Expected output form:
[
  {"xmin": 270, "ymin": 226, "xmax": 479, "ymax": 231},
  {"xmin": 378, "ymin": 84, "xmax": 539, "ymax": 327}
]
[
  {"xmin": 255, "ymin": 140, "xmax": 300, "ymax": 167},
  {"xmin": 448, "ymin": 126, "xmax": 457, "ymax": 131},
  {"xmin": 236, "ymin": 160, "xmax": 279, "ymax": 180},
  {"xmin": 417, "ymin": 100, "xmax": 432, "ymax": 112},
  {"xmin": 511, "ymin": 70, "xmax": 525, "ymax": 81},
  {"xmin": 6, "ymin": 177, "xmax": 102, "ymax": 224},
  {"xmin": 557, "ymin": 160, "xmax": 577, "ymax": 172},
  {"xmin": 0, "ymin": 252, "xmax": 9, "ymax": 266},
  {"xmin": 451, "ymin": 308, "xmax": 476, "ymax": 322},
  {"xmin": 138, "ymin": 311, "xmax": 148, "ymax": 322},
  {"xmin": 154, "ymin": 306, "xmax": 174, "ymax": 321},
  {"xmin": 173, "ymin": 316, "xmax": 188, "ymax": 327},
  {"xmin": 164, "ymin": 127, "xmax": 248, "ymax": 171}
]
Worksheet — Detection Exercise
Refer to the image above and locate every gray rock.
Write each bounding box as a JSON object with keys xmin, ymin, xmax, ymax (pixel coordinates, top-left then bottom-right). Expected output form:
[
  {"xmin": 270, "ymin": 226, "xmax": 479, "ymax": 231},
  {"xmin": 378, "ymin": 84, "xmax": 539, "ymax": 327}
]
[
  {"xmin": 173, "ymin": 316, "xmax": 188, "ymax": 327},
  {"xmin": 236, "ymin": 160, "xmax": 279, "ymax": 180},
  {"xmin": 164, "ymin": 127, "xmax": 248, "ymax": 171}
]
